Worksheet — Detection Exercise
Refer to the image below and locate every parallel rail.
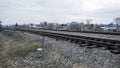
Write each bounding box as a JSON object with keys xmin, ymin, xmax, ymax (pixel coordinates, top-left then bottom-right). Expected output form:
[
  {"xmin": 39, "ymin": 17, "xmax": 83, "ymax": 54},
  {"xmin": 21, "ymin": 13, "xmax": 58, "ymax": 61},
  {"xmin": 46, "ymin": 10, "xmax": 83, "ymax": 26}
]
[
  {"xmin": 3, "ymin": 28, "xmax": 120, "ymax": 54},
  {"xmin": 32, "ymin": 28, "xmax": 120, "ymax": 35}
]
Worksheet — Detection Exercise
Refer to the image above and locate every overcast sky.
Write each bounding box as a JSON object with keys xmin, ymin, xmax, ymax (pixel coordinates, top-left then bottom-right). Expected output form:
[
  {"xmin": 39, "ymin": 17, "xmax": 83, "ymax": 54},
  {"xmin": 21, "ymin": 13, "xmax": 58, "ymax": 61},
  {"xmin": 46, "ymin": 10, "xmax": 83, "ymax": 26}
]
[{"xmin": 0, "ymin": 0, "xmax": 120, "ymax": 25}]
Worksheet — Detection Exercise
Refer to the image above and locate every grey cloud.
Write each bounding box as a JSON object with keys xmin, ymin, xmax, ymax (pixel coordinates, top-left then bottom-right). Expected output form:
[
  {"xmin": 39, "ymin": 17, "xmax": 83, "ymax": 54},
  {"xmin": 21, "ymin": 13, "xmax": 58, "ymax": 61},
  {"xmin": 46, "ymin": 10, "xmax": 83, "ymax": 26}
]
[{"xmin": 0, "ymin": 0, "xmax": 120, "ymax": 25}]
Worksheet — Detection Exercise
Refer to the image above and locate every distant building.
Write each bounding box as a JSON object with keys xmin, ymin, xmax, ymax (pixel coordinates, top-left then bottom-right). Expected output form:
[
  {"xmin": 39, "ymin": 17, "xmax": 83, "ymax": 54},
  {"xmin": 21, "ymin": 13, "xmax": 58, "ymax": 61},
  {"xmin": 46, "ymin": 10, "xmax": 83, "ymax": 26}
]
[
  {"xmin": 84, "ymin": 24, "xmax": 94, "ymax": 31},
  {"xmin": 114, "ymin": 17, "xmax": 120, "ymax": 32},
  {"xmin": 69, "ymin": 22, "xmax": 81, "ymax": 31},
  {"xmin": 40, "ymin": 22, "xmax": 48, "ymax": 29},
  {"xmin": 79, "ymin": 22, "xmax": 84, "ymax": 31},
  {"xmin": 47, "ymin": 23, "xmax": 55, "ymax": 29},
  {"xmin": 56, "ymin": 24, "xmax": 68, "ymax": 30},
  {"xmin": 100, "ymin": 23, "xmax": 117, "ymax": 31}
]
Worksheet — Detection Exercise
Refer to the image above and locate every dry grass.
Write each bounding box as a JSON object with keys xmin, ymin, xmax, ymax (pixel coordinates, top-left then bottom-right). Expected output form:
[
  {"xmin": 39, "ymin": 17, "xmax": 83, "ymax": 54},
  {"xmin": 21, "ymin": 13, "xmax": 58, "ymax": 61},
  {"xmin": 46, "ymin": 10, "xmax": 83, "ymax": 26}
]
[
  {"xmin": 0, "ymin": 33, "xmax": 43, "ymax": 68},
  {"xmin": 0, "ymin": 32, "xmax": 42, "ymax": 62},
  {"xmin": 8, "ymin": 40, "xmax": 42, "ymax": 57}
]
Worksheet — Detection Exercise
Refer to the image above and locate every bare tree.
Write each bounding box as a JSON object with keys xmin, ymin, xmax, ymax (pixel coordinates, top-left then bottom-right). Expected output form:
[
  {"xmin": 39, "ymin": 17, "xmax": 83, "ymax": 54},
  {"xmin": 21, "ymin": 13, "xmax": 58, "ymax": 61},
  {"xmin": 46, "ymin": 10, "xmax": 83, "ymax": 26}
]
[
  {"xmin": 85, "ymin": 19, "xmax": 93, "ymax": 31},
  {"xmin": 86, "ymin": 19, "xmax": 92, "ymax": 24}
]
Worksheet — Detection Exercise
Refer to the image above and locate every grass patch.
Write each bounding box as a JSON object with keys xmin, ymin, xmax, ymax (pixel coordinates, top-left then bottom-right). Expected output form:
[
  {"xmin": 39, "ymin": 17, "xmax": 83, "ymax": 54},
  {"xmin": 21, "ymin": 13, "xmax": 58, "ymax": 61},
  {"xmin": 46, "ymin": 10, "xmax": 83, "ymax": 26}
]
[
  {"xmin": 0, "ymin": 32, "xmax": 42, "ymax": 58},
  {"xmin": 8, "ymin": 39, "xmax": 42, "ymax": 57}
]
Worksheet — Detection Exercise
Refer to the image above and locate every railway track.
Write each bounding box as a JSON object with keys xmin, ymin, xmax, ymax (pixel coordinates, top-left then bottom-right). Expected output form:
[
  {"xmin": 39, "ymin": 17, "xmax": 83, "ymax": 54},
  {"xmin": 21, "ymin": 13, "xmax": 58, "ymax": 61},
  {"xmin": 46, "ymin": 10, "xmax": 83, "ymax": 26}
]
[
  {"xmin": 32, "ymin": 28, "xmax": 120, "ymax": 35},
  {"xmin": 4, "ymin": 28, "xmax": 120, "ymax": 54}
]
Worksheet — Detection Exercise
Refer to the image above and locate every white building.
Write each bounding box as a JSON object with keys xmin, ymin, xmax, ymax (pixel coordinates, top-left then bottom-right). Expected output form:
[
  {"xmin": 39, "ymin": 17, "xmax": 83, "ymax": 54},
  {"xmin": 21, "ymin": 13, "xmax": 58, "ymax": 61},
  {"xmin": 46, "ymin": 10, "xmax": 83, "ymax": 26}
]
[{"xmin": 114, "ymin": 17, "xmax": 120, "ymax": 32}]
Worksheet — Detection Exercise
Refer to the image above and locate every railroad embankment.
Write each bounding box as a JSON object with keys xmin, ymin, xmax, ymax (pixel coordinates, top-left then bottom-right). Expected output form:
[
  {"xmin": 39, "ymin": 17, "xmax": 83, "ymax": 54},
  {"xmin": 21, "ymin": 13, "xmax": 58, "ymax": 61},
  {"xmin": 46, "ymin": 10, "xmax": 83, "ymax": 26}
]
[{"xmin": 0, "ymin": 30, "xmax": 120, "ymax": 68}]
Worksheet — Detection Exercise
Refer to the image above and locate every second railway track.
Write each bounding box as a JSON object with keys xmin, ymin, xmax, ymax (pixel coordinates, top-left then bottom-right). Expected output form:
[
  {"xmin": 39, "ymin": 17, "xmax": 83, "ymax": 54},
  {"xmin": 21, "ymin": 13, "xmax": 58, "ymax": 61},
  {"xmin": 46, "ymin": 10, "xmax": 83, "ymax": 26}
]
[{"xmin": 32, "ymin": 28, "xmax": 120, "ymax": 35}]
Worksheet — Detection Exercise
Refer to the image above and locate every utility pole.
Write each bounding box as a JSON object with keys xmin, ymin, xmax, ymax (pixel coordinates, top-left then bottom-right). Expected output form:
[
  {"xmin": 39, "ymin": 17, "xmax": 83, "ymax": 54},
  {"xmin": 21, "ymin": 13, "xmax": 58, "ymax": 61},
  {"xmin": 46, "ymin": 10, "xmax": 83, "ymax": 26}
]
[
  {"xmin": 36, "ymin": 22, "xmax": 45, "ymax": 58},
  {"xmin": 0, "ymin": 21, "xmax": 2, "ymax": 31},
  {"xmin": 42, "ymin": 25, "xmax": 44, "ymax": 48}
]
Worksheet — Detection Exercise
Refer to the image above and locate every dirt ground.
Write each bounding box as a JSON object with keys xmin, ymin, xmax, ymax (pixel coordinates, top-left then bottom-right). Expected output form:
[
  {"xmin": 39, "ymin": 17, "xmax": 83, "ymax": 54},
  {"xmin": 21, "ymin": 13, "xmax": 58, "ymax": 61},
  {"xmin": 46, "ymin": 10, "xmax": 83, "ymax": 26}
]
[{"xmin": 0, "ymin": 33, "xmax": 13, "ymax": 68}]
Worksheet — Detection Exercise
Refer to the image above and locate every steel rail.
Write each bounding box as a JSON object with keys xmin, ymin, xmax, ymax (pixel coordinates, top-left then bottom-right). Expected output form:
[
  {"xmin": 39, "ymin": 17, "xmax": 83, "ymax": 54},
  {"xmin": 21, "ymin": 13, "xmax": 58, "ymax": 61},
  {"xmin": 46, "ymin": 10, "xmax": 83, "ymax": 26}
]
[{"xmin": 31, "ymin": 28, "xmax": 120, "ymax": 35}]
